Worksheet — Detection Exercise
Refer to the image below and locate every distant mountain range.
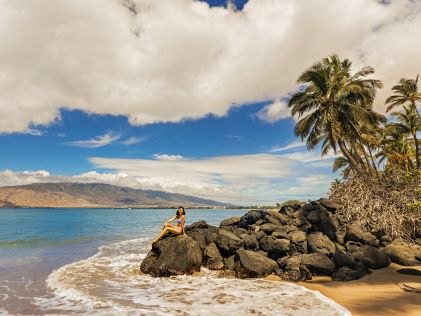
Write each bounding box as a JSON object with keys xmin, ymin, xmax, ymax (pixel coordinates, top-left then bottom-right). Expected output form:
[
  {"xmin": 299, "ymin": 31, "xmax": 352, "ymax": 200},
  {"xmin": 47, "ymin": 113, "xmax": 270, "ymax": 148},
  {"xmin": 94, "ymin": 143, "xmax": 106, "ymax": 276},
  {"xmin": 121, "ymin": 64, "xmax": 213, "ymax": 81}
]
[{"xmin": 0, "ymin": 183, "xmax": 232, "ymax": 208}]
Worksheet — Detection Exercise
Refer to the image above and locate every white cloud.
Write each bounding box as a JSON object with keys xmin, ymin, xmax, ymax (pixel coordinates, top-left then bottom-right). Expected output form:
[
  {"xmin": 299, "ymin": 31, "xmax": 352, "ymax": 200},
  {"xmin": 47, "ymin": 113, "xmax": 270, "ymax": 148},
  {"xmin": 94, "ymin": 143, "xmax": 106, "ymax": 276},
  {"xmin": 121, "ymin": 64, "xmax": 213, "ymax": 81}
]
[
  {"xmin": 65, "ymin": 132, "xmax": 119, "ymax": 148},
  {"xmin": 256, "ymin": 100, "xmax": 291, "ymax": 123},
  {"xmin": 121, "ymin": 136, "xmax": 146, "ymax": 145},
  {"xmin": 269, "ymin": 140, "xmax": 306, "ymax": 153},
  {"xmin": 153, "ymin": 154, "xmax": 185, "ymax": 161},
  {"xmin": 1, "ymin": 0, "xmax": 420, "ymax": 133},
  {"xmin": 0, "ymin": 150, "xmax": 338, "ymax": 204}
]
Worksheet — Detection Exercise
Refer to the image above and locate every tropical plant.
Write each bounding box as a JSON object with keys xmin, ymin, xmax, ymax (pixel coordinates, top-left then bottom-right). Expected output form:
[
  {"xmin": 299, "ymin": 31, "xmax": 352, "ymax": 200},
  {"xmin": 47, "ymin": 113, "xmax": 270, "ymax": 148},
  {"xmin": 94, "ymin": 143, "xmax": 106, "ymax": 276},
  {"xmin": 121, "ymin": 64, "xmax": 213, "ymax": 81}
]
[
  {"xmin": 386, "ymin": 75, "xmax": 421, "ymax": 113},
  {"xmin": 288, "ymin": 54, "xmax": 384, "ymax": 175}
]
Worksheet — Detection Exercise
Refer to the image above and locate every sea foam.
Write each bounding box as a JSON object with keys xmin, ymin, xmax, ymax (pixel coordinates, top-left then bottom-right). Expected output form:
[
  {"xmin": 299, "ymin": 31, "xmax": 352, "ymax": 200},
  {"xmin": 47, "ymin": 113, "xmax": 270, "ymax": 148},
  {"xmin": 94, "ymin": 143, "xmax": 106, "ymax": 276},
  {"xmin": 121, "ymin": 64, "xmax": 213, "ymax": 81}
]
[{"xmin": 34, "ymin": 237, "xmax": 351, "ymax": 316}]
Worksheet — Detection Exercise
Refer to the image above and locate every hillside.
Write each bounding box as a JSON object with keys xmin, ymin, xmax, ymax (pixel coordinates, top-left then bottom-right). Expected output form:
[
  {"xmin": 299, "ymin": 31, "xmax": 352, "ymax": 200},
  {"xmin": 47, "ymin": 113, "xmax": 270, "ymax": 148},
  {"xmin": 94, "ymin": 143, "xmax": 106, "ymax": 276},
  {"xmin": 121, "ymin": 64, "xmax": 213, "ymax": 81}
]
[{"xmin": 0, "ymin": 182, "xmax": 231, "ymax": 208}]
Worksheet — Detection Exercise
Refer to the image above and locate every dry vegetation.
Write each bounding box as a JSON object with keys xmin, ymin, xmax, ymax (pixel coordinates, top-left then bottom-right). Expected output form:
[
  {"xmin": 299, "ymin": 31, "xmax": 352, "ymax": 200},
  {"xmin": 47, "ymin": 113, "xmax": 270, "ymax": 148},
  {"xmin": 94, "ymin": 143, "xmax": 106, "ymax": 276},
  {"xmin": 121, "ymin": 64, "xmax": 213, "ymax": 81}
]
[{"xmin": 330, "ymin": 172, "xmax": 421, "ymax": 241}]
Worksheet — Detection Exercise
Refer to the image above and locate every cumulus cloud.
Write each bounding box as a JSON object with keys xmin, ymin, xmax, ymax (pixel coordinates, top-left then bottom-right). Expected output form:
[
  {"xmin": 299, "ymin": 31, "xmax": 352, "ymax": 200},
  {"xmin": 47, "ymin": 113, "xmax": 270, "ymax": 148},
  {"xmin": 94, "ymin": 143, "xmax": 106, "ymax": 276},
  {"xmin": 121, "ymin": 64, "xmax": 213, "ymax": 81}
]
[
  {"xmin": 1, "ymin": 0, "xmax": 420, "ymax": 133},
  {"xmin": 65, "ymin": 132, "xmax": 119, "ymax": 148},
  {"xmin": 256, "ymin": 100, "xmax": 291, "ymax": 123},
  {"xmin": 153, "ymin": 154, "xmax": 185, "ymax": 161},
  {"xmin": 0, "ymin": 150, "xmax": 336, "ymax": 204}
]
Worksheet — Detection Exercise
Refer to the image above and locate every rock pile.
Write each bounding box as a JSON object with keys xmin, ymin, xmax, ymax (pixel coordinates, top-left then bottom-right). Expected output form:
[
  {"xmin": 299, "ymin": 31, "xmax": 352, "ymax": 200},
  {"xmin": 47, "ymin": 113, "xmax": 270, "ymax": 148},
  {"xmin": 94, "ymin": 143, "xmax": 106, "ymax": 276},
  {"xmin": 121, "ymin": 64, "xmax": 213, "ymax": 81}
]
[{"xmin": 141, "ymin": 199, "xmax": 421, "ymax": 281}]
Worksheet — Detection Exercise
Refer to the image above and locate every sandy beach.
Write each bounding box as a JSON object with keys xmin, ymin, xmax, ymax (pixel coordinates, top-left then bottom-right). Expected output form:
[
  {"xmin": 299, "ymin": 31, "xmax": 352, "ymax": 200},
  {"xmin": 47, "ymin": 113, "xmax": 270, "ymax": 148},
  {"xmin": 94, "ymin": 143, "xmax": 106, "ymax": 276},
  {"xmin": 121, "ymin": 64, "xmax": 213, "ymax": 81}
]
[{"xmin": 298, "ymin": 263, "xmax": 421, "ymax": 316}]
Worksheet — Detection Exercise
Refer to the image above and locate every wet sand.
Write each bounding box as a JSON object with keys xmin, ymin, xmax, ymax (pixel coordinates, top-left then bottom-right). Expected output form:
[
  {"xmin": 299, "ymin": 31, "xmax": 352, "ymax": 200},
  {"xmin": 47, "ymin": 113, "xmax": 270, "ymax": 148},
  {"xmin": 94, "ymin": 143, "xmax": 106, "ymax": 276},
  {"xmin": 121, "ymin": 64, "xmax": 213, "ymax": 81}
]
[{"xmin": 298, "ymin": 263, "xmax": 421, "ymax": 316}]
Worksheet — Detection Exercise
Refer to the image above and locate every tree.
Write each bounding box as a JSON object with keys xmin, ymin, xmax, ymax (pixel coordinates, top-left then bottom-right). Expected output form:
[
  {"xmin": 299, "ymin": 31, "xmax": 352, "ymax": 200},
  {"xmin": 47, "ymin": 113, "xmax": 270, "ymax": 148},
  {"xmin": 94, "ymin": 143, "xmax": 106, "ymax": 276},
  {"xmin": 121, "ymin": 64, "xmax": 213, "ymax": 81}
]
[
  {"xmin": 390, "ymin": 105, "xmax": 421, "ymax": 168},
  {"xmin": 385, "ymin": 75, "xmax": 421, "ymax": 114},
  {"xmin": 288, "ymin": 54, "xmax": 383, "ymax": 174}
]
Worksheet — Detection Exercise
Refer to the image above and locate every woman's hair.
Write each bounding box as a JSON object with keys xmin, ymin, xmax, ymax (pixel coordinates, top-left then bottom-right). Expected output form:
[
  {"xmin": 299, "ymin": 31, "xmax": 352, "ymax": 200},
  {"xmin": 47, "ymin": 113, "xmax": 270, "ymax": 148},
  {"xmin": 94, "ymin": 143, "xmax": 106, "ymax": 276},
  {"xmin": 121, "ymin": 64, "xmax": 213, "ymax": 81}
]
[{"xmin": 176, "ymin": 206, "xmax": 185, "ymax": 216}]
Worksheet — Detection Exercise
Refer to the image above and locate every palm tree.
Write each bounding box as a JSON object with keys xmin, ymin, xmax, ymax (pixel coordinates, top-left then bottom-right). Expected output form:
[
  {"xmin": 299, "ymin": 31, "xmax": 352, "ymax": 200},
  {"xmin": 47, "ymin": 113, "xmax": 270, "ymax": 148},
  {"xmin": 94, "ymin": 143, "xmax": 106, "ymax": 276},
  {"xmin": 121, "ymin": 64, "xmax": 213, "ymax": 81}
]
[
  {"xmin": 386, "ymin": 75, "xmax": 421, "ymax": 114},
  {"xmin": 377, "ymin": 125, "xmax": 414, "ymax": 171},
  {"xmin": 390, "ymin": 105, "xmax": 421, "ymax": 168},
  {"xmin": 288, "ymin": 54, "xmax": 383, "ymax": 174}
]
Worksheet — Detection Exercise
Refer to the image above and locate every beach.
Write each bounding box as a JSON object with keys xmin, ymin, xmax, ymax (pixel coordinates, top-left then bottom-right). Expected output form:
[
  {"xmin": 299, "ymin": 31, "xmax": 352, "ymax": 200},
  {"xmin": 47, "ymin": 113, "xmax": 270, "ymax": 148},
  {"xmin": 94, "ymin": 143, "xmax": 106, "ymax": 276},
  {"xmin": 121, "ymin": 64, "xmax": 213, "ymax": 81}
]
[{"xmin": 298, "ymin": 263, "xmax": 421, "ymax": 316}]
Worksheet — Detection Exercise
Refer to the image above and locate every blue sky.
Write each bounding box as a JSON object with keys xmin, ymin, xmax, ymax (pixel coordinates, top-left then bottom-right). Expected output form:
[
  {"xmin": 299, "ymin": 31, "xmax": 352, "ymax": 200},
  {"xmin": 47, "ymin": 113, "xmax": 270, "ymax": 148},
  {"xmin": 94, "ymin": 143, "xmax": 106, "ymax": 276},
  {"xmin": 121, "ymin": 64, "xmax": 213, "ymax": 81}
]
[{"xmin": 0, "ymin": 0, "xmax": 419, "ymax": 204}]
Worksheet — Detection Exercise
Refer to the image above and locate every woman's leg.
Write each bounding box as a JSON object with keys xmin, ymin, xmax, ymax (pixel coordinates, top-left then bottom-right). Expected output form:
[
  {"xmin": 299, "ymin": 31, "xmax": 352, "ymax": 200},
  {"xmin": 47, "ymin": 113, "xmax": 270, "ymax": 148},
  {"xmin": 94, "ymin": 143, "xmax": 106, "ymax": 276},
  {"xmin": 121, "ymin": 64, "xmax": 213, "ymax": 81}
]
[{"xmin": 153, "ymin": 226, "xmax": 181, "ymax": 242}]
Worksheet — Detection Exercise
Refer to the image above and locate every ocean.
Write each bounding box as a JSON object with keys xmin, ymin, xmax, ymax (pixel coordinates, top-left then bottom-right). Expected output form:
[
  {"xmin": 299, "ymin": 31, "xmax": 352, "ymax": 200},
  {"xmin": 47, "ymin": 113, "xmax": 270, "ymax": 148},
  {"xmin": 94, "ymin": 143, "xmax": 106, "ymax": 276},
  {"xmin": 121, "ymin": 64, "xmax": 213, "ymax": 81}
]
[{"xmin": 0, "ymin": 208, "xmax": 350, "ymax": 316}]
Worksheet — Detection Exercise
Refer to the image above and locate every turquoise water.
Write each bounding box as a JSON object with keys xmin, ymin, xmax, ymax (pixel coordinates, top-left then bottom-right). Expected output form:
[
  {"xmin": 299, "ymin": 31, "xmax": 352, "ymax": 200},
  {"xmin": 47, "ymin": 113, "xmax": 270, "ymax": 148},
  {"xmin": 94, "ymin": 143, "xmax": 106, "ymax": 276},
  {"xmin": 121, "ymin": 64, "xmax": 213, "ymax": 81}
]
[{"xmin": 0, "ymin": 208, "xmax": 350, "ymax": 316}]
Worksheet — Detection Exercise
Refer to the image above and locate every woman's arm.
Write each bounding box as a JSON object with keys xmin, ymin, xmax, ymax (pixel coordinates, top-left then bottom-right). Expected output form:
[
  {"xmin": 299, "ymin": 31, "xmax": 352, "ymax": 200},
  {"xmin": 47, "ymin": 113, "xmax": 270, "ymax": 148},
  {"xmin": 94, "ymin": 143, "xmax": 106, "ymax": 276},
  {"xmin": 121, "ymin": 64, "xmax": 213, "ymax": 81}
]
[{"xmin": 165, "ymin": 215, "xmax": 176, "ymax": 224}]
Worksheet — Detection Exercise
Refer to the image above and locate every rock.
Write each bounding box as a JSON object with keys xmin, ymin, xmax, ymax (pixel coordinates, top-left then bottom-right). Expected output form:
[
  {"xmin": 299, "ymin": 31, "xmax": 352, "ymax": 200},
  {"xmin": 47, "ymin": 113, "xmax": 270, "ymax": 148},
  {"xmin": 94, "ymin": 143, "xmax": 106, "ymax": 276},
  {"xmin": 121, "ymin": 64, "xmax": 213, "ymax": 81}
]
[
  {"xmin": 215, "ymin": 229, "xmax": 243, "ymax": 256},
  {"xmin": 306, "ymin": 210, "xmax": 322, "ymax": 224},
  {"xmin": 318, "ymin": 198, "xmax": 339, "ymax": 212},
  {"xmin": 345, "ymin": 241, "xmax": 363, "ymax": 253},
  {"xmin": 333, "ymin": 251, "xmax": 355, "ymax": 268},
  {"xmin": 235, "ymin": 249, "xmax": 279, "ymax": 278},
  {"xmin": 203, "ymin": 243, "xmax": 224, "ymax": 270},
  {"xmin": 396, "ymin": 268, "xmax": 421, "ymax": 276},
  {"xmin": 319, "ymin": 212, "xmax": 342, "ymax": 243},
  {"xmin": 350, "ymin": 245, "xmax": 391, "ymax": 269},
  {"xmin": 224, "ymin": 255, "xmax": 236, "ymax": 271},
  {"xmin": 140, "ymin": 235, "xmax": 202, "ymax": 277},
  {"xmin": 307, "ymin": 232, "xmax": 336, "ymax": 256},
  {"xmin": 185, "ymin": 220, "xmax": 208, "ymax": 231},
  {"xmin": 346, "ymin": 222, "xmax": 379, "ymax": 247},
  {"xmin": 243, "ymin": 233, "xmax": 259, "ymax": 251},
  {"xmin": 255, "ymin": 230, "xmax": 266, "ymax": 240},
  {"xmin": 301, "ymin": 253, "xmax": 335, "ymax": 276},
  {"xmin": 332, "ymin": 267, "xmax": 363, "ymax": 281},
  {"xmin": 353, "ymin": 262, "xmax": 371, "ymax": 277},
  {"xmin": 186, "ymin": 230, "xmax": 207, "ymax": 250},
  {"xmin": 238, "ymin": 210, "xmax": 265, "ymax": 228},
  {"xmin": 259, "ymin": 223, "xmax": 278, "ymax": 234},
  {"xmin": 302, "ymin": 203, "xmax": 321, "ymax": 212},
  {"xmin": 259, "ymin": 236, "xmax": 290, "ymax": 258},
  {"xmin": 220, "ymin": 216, "xmax": 241, "ymax": 227},
  {"xmin": 226, "ymin": 226, "xmax": 248, "ymax": 238},
  {"xmin": 285, "ymin": 255, "xmax": 302, "ymax": 271},
  {"xmin": 266, "ymin": 210, "xmax": 288, "ymax": 224},
  {"xmin": 280, "ymin": 270, "xmax": 305, "ymax": 282},
  {"xmin": 384, "ymin": 240, "xmax": 421, "ymax": 266},
  {"xmin": 288, "ymin": 230, "xmax": 308, "ymax": 254},
  {"xmin": 380, "ymin": 235, "xmax": 393, "ymax": 247}
]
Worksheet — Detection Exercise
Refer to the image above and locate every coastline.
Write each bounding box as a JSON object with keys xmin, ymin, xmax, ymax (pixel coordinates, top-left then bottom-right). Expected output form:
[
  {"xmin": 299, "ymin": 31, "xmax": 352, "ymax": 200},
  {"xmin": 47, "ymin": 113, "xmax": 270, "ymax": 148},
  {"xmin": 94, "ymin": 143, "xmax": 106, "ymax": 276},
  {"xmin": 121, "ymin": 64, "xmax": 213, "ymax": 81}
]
[{"xmin": 298, "ymin": 263, "xmax": 421, "ymax": 316}]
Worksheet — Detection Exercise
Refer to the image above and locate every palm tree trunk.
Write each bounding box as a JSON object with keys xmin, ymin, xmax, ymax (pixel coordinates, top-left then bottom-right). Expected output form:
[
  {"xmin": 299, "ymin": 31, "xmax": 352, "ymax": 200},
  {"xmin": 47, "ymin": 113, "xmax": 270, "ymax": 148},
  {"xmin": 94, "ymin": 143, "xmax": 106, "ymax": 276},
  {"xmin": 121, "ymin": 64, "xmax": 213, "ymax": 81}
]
[
  {"xmin": 350, "ymin": 141, "xmax": 369, "ymax": 172},
  {"xmin": 338, "ymin": 140, "xmax": 364, "ymax": 174},
  {"xmin": 412, "ymin": 130, "xmax": 420, "ymax": 168},
  {"xmin": 358, "ymin": 140, "xmax": 376, "ymax": 174}
]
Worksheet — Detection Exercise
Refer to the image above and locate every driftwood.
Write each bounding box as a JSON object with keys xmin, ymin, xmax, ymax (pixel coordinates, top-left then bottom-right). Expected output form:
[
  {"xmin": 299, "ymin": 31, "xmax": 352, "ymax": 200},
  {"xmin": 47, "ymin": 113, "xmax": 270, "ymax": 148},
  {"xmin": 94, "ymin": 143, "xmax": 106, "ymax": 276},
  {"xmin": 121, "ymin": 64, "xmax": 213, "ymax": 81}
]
[{"xmin": 398, "ymin": 283, "xmax": 421, "ymax": 294}]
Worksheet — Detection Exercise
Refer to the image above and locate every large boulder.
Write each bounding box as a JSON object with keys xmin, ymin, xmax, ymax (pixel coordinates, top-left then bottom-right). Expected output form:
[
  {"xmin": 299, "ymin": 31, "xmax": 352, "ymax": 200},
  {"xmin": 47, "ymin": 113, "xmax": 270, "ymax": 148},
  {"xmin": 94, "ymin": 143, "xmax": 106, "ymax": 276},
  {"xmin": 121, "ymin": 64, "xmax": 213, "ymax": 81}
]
[
  {"xmin": 266, "ymin": 210, "xmax": 288, "ymax": 225},
  {"xmin": 333, "ymin": 251, "xmax": 355, "ymax": 268},
  {"xmin": 243, "ymin": 233, "xmax": 259, "ymax": 251},
  {"xmin": 318, "ymin": 198, "xmax": 339, "ymax": 213},
  {"xmin": 346, "ymin": 222, "xmax": 379, "ymax": 247},
  {"xmin": 203, "ymin": 243, "xmax": 224, "ymax": 270},
  {"xmin": 301, "ymin": 253, "xmax": 335, "ymax": 276},
  {"xmin": 238, "ymin": 210, "xmax": 265, "ymax": 228},
  {"xmin": 332, "ymin": 267, "xmax": 364, "ymax": 281},
  {"xmin": 235, "ymin": 249, "xmax": 279, "ymax": 278},
  {"xmin": 259, "ymin": 236, "xmax": 290, "ymax": 258},
  {"xmin": 307, "ymin": 232, "xmax": 336, "ymax": 256},
  {"xmin": 384, "ymin": 240, "xmax": 421, "ymax": 266},
  {"xmin": 140, "ymin": 235, "xmax": 202, "ymax": 277},
  {"xmin": 220, "ymin": 216, "xmax": 241, "ymax": 227},
  {"xmin": 258, "ymin": 223, "xmax": 278, "ymax": 234},
  {"xmin": 350, "ymin": 245, "xmax": 391, "ymax": 269},
  {"xmin": 215, "ymin": 229, "xmax": 243, "ymax": 256},
  {"xmin": 288, "ymin": 230, "xmax": 308, "ymax": 254}
]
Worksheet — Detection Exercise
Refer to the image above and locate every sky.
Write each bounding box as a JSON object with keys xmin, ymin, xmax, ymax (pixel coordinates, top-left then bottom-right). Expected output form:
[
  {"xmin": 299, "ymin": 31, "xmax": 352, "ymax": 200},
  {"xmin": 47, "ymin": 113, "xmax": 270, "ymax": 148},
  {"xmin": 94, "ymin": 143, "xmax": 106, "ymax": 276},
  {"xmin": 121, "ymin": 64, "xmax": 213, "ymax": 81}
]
[{"xmin": 0, "ymin": 0, "xmax": 420, "ymax": 205}]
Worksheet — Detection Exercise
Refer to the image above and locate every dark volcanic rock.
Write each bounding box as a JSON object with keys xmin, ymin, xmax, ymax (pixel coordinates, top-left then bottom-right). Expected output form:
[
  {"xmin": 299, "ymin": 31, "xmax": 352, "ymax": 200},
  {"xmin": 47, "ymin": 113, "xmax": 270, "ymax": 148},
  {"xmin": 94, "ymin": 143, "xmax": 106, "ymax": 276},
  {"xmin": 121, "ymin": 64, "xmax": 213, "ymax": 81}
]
[
  {"xmin": 243, "ymin": 233, "xmax": 259, "ymax": 251},
  {"xmin": 258, "ymin": 223, "xmax": 278, "ymax": 234},
  {"xmin": 346, "ymin": 222, "xmax": 379, "ymax": 247},
  {"xmin": 318, "ymin": 198, "xmax": 339, "ymax": 212},
  {"xmin": 259, "ymin": 236, "xmax": 290, "ymax": 258},
  {"xmin": 203, "ymin": 243, "xmax": 224, "ymax": 270},
  {"xmin": 396, "ymin": 268, "xmax": 421, "ymax": 276},
  {"xmin": 215, "ymin": 229, "xmax": 243, "ymax": 256},
  {"xmin": 266, "ymin": 210, "xmax": 288, "ymax": 224},
  {"xmin": 332, "ymin": 267, "xmax": 363, "ymax": 281},
  {"xmin": 288, "ymin": 230, "xmax": 308, "ymax": 254},
  {"xmin": 186, "ymin": 220, "xmax": 208, "ymax": 231},
  {"xmin": 333, "ymin": 251, "xmax": 355, "ymax": 268},
  {"xmin": 238, "ymin": 210, "xmax": 265, "ymax": 228},
  {"xmin": 307, "ymin": 232, "xmax": 335, "ymax": 256},
  {"xmin": 140, "ymin": 235, "xmax": 202, "ymax": 277},
  {"xmin": 350, "ymin": 245, "xmax": 391, "ymax": 269},
  {"xmin": 301, "ymin": 253, "xmax": 335, "ymax": 276},
  {"xmin": 345, "ymin": 241, "xmax": 363, "ymax": 253},
  {"xmin": 223, "ymin": 255, "xmax": 236, "ymax": 271},
  {"xmin": 220, "ymin": 216, "xmax": 241, "ymax": 227},
  {"xmin": 186, "ymin": 230, "xmax": 207, "ymax": 250},
  {"xmin": 235, "ymin": 249, "xmax": 279, "ymax": 278},
  {"xmin": 384, "ymin": 240, "xmax": 421, "ymax": 266}
]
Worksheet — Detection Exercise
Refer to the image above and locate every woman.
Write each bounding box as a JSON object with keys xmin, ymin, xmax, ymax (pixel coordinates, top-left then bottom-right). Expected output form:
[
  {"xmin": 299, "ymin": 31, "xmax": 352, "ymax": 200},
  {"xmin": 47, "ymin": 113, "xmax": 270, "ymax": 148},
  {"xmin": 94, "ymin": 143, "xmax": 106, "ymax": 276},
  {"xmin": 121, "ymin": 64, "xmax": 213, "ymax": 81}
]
[{"xmin": 153, "ymin": 206, "xmax": 186, "ymax": 242}]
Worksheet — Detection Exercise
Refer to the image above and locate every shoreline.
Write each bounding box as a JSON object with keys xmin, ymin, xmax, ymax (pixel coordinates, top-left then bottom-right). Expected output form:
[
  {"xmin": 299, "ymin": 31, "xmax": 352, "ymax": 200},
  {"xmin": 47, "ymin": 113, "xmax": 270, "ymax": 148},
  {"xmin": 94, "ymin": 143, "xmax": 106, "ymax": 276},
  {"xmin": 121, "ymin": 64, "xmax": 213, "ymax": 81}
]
[{"xmin": 298, "ymin": 263, "xmax": 421, "ymax": 316}]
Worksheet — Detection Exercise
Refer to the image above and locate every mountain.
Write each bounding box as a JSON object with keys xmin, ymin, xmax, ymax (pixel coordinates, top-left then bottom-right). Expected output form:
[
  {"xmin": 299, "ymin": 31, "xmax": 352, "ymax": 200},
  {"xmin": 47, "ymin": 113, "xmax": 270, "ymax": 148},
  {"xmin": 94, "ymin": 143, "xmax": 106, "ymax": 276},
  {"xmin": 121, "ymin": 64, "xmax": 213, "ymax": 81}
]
[{"xmin": 0, "ymin": 182, "xmax": 232, "ymax": 208}]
